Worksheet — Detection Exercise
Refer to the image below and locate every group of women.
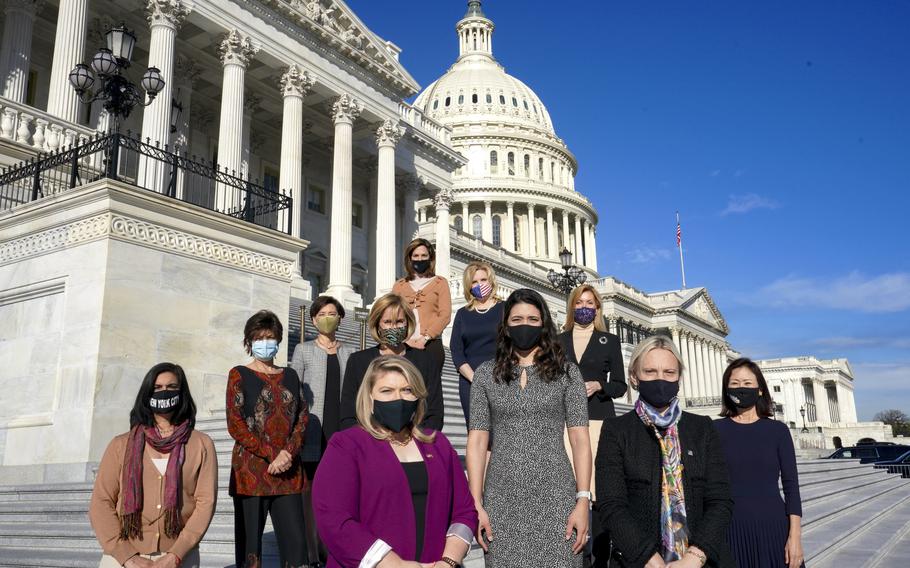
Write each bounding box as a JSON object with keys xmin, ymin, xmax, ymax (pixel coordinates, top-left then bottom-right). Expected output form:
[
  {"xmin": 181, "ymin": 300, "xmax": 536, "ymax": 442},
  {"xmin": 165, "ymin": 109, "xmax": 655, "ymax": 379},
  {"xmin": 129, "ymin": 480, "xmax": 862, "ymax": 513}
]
[{"xmin": 88, "ymin": 238, "xmax": 805, "ymax": 568}]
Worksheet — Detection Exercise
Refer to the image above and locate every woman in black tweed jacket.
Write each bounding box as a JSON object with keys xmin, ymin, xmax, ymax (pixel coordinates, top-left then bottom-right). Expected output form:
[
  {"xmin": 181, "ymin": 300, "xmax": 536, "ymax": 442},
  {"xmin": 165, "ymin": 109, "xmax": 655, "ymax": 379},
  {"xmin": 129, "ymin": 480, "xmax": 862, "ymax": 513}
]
[{"xmin": 595, "ymin": 336, "xmax": 734, "ymax": 568}]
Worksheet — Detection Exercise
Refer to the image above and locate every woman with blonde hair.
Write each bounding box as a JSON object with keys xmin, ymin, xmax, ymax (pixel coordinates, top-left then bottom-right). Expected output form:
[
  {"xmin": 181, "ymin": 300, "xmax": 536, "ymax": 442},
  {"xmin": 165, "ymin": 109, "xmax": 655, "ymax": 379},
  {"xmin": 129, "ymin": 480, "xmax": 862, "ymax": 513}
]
[
  {"xmin": 558, "ymin": 284, "xmax": 626, "ymax": 566},
  {"xmin": 449, "ymin": 261, "xmax": 504, "ymax": 422},
  {"xmin": 596, "ymin": 335, "xmax": 734, "ymax": 567},
  {"xmin": 339, "ymin": 293, "xmax": 443, "ymax": 431},
  {"xmin": 313, "ymin": 356, "xmax": 478, "ymax": 568}
]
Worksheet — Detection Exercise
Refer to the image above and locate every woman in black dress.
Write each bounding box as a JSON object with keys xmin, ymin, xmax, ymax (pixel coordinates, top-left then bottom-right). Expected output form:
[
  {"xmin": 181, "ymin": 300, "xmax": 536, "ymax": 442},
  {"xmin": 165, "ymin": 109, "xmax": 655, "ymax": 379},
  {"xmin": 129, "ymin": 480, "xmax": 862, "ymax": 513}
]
[{"xmin": 714, "ymin": 358, "xmax": 804, "ymax": 568}]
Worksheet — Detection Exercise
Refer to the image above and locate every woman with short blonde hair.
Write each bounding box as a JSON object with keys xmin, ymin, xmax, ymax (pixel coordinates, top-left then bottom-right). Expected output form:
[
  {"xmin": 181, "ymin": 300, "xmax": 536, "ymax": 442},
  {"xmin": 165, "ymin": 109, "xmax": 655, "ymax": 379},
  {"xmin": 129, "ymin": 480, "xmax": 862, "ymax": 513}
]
[
  {"xmin": 339, "ymin": 293, "xmax": 443, "ymax": 431},
  {"xmin": 314, "ymin": 355, "xmax": 478, "ymax": 568},
  {"xmin": 450, "ymin": 261, "xmax": 505, "ymax": 422}
]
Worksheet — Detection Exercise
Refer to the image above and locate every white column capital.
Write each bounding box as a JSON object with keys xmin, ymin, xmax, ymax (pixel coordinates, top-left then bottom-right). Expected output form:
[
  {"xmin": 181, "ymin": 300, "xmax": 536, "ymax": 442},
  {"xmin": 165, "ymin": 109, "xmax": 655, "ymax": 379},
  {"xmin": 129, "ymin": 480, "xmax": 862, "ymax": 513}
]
[
  {"xmin": 332, "ymin": 93, "xmax": 363, "ymax": 124},
  {"xmin": 434, "ymin": 189, "xmax": 454, "ymax": 211},
  {"xmin": 280, "ymin": 64, "xmax": 316, "ymax": 99},
  {"xmin": 484, "ymin": 200, "xmax": 492, "ymax": 208},
  {"xmin": 375, "ymin": 118, "xmax": 404, "ymax": 147},
  {"xmin": 506, "ymin": 200, "xmax": 515, "ymax": 208},
  {"xmin": 146, "ymin": 0, "xmax": 190, "ymax": 29},
  {"xmin": 219, "ymin": 29, "xmax": 259, "ymax": 67}
]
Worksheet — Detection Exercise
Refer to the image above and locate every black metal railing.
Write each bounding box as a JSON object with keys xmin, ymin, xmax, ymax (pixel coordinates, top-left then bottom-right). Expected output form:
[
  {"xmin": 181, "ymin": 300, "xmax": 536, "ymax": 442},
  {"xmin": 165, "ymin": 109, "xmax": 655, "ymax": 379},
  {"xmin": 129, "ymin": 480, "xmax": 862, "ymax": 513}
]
[
  {"xmin": 874, "ymin": 463, "xmax": 910, "ymax": 479},
  {"xmin": 685, "ymin": 396, "xmax": 723, "ymax": 408},
  {"xmin": 0, "ymin": 131, "xmax": 292, "ymax": 233}
]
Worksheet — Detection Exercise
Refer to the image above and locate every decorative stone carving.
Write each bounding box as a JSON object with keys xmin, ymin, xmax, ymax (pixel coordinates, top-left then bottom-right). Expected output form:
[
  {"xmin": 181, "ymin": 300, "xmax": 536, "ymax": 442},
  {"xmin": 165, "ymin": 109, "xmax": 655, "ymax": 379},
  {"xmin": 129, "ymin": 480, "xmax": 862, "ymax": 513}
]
[
  {"xmin": 218, "ymin": 29, "xmax": 259, "ymax": 67},
  {"xmin": 279, "ymin": 64, "xmax": 316, "ymax": 98},
  {"xmin": 305, "ymin": 0, "xmax": 335, "ymax": 28},
  {"xmin": 375, "ymin": 119, "xmax": 403, "ymax": 147},
  {"xmin": 331, "ymin": 93, "xmax": 363, "ymax": 123},
  {"xmin": 175, "ymin": 54, "xmax": 202, "ymax": 86},
  {"xmin": 0, "ymin": 214, "xmax": 112, "ymax": 266},
  {"xmin": 145, "ymin": 0, "xmax": 190, "ymax": 28},
  {"xmin": 434, "ymin": 189, "xmax": 454, "ymax": 210},
  {"xmin": 340, "ymin": 26, "xmax": 364, "ymax": 49},
  {"xmin": 243, "ymin": 92, "xmax": 263, "ymax": 113}
]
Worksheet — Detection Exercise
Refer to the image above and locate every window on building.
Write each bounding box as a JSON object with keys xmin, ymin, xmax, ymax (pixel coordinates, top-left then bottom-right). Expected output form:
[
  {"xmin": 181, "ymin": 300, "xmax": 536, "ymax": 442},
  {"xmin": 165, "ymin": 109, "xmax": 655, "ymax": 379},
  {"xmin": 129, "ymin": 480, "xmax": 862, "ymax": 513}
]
[
  {"xmin": 490, "ymin": 150, "xmax": 498, "ymax": 174},
  {"xmin": 263, "ymin": 167, "xmax": 279, "ymax": 193},
  {"xmin": 538, "ymin": 157, "xmax": 544, "ymax": 181},
  {"xmin": 472, "ymin": 215, "xmax": 482, "ymax": 238},
  {"xmin": 26, "ymin": 70, "xmax": 38, "ymax": 107},
  {"xmin": 445, "ymin": 96, "xmax": 451, "ymax": 107},
  {"xmin": 523, "ymin": 100, "xmax": 529, "ymax": 110},
  {"xmin": 523, "ymin": 154, "xmax": 531, "ymax": 177},
  {"xmin": 454, "ymin": 215, "xmax": 463, "ymax": 231},
  {"xmin": 472, "ymin": 93, "xmax": 478, "ymax": 103},
  {"xmin": 550, "ymin": 161, "xmax": 555, "ymax": 183},
  {"xmin": 514, "ymin": 219, "xmax": 521, "ymax": 251},
  {"xmin": 458, "ymin": 94, "xmax": 464, "ymax": 105},
  {"xmin": 512, "ymin": 97, "xmax": 518, "ymax": 107},
  {"xmin": 507, "ymin": 152, "xmax": 515, "ymax": 175},
  {"xmin": 486, "ymin": 93, "xmax": 492, "ymax": 103},
  {"xmin": 774, "ymin": 385, "xmax": 781, "ymax": 393},
  {"xmin": 352, "ymin": 202, "xmax": 364, "ymax": 229},
  {"xmin": 499, "ymin": 94, "xmax": 506, "ymax": 105},
  {"xmin": 492, "ymin": 216, "xmax": 502, "ymax": 247},
  {"xmin": 532, "ymin": 103, "xmax": 538, "ymax": 115},
  {"xmin": 433, "ymin": 99, "xmax": 438, "ymax": 110},
  {"xmin": 308, "ymin": 185, "xmax": 326, "ymax": 214}
]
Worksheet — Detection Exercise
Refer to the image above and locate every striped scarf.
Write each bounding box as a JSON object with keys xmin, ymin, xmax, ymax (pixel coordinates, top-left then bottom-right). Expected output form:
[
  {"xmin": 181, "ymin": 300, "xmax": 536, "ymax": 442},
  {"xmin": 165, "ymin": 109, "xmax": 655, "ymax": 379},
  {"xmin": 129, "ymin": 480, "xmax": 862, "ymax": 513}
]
[
  {"xmin": 119, "ymin": 421, "xmax": 192, "ymax": 540},
  {"xmin": 635, "ymin": 398, "xmax": 689, "ymax": 562}
]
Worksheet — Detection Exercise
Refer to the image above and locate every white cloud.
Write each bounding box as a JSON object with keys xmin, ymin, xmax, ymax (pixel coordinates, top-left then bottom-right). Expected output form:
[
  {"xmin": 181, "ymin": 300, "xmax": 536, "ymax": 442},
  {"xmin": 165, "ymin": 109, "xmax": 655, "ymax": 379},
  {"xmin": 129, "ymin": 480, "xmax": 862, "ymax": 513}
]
[
  {"xmin": 755, "ymin": 271, "xmax": 910, "ymax": 313},
  {"xmin": 720, "ymin": 193, "xmax": 780, "ymax": 215},
  {"xmin": 852, "ymin": 362, "xmax": 910, "ymax": 419},
  {"xmin": 625, "ymin": 246, "xmax": 672, "ymax": 264}
]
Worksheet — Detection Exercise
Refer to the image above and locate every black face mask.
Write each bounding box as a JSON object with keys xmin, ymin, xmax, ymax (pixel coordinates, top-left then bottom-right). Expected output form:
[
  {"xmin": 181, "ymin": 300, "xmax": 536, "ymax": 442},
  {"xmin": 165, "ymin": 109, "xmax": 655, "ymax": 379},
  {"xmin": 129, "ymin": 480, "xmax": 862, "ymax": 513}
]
[
  {"xmin": 373, "ymin": 398, "xmax": 420, "ymax": 432},
  {"xmin": 728, "ymin": 387, "xmax": 761, "ymax": 409},
  {"xmin": 412, "ymin": 259, "xmax": 431, "ymax": 274},
  {"xmin": 149, "ymin": 391, "xmax": 180, "ymax": 414},
  {"xmin": 637, "ymin": 379, "xmax": 679, "ymax": 408},
  {"xmin": 509, "ymin": 324, "xmax": 543, "ymax": 351}
]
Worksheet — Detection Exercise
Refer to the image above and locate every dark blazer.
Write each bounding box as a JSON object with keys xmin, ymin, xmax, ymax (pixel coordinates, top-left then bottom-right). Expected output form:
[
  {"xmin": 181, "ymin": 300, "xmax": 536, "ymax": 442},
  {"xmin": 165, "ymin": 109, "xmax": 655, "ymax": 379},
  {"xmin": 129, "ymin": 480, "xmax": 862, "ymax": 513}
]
[
  {"xmin": 596, "ymin": 410, "xmax": 734, "ymax": 568},
  {"xmin": 558, "ymin": 329, "xmax": 627, "ymax": 419},
  {"xmin": 313, "ymin": 427, "xmax": 478, "ymax": 567},
  {"xmin": 339, "ymin": 345, "xmax": 444, "ymax": 431}
]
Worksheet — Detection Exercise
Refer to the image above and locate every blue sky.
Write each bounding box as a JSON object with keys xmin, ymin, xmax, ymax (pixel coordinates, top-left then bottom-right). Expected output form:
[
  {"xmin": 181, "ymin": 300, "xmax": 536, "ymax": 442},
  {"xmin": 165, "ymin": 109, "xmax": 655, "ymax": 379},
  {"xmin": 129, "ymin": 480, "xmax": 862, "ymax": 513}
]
[{"xmin": 348, "ymin": 1, "xmax": 910, "ymax": 420}]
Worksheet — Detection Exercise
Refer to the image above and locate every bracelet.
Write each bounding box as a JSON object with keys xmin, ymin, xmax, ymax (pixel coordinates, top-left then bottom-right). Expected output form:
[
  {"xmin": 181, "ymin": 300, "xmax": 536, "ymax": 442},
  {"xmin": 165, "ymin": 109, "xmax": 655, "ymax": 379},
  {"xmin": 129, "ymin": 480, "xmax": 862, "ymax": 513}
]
[
  {"xmin": 686, "ymin": 548, "xmax": 706, "ymax": 566},
  {"xmin": 439, "ymin": 557, "xmax": 459, "ymax": 568},
  {"xmin": 575, "ymin": 490, "xmax": 592, "ymax": 501}
]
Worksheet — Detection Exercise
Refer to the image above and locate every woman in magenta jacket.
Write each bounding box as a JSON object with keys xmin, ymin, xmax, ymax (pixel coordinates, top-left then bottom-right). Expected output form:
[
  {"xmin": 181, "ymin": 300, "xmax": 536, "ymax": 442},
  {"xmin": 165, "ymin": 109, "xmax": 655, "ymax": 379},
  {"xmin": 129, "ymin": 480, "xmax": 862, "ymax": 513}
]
[{"xmin": 313, "ymin": 355, "xmax": 477, "ymax": 568}]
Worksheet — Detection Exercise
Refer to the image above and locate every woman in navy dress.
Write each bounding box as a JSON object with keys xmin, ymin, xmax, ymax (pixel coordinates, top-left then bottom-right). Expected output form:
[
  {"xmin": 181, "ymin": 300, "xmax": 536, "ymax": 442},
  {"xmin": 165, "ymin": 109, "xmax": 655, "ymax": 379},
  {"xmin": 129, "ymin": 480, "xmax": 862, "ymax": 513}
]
[
  {"xmin": 449, "ymin": 261, "xmax": 504, "ymax": 423},
  {"xmin": 715, "ymin": 358, "xmax": 805, "ymax": 568}
]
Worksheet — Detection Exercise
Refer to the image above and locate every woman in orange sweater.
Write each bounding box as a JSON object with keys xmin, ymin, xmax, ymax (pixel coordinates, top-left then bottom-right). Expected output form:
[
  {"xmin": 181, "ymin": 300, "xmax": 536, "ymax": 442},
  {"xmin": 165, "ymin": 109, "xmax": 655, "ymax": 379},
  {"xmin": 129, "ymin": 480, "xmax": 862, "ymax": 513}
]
[{"xmin": 89, "ymin": 362, "xmax": 217, "ymax": 568}]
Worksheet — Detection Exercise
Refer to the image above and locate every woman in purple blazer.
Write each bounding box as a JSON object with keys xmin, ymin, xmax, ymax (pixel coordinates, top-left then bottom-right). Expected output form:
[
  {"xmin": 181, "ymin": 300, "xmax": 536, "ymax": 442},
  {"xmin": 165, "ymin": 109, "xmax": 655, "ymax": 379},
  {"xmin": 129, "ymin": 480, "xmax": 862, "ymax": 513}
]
[{"xmin": 313, "ymin": 355, "xmax": 478, "ymax": 568}]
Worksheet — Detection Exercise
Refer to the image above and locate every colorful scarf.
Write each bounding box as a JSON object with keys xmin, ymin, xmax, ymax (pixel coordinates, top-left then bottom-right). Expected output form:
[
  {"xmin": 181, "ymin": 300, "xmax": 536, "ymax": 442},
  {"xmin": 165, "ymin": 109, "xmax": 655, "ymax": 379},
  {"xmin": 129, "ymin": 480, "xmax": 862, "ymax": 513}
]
[
  {"xmin": 119, "ymin": 421, "xmax": 192, "ymax": 540},
  {"xmin": 635, "ymin": 398, "xmax": 689, "ymax": 562}
]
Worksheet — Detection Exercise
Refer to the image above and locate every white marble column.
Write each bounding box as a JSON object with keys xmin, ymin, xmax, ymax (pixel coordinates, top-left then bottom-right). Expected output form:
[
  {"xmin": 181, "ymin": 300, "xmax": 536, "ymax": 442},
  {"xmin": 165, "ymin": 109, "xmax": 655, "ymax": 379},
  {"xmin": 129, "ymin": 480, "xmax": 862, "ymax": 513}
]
[
  {"xmin": 812, "ymin": 380, "xmax": 831, "ymax": 426},
  {"xmin": 215, "ymin": 30, "xmax": 258, "ymax": 212},
  {"xmin": 461, "ymin": 201, "xmax": 470, "ymax": 234},
  {"xmin": 240, "ymin": 93, "xmax": 262, "ymax": 181},
  {"xmin": 527, "ymin": 203, "xmax": 537, "ymax": 257},
  {"xmin": 325, "ymin": 93, "xmax": 363, "ymax": 307},
  {"xmin": 707, "ymin": 343, "xmax": 719, "ymax": 397},
  {"xmin": 561, "ymin": 209, "xmax": 570, "ymax": 253},
  {"xmin": 374, "ymin": 119, "xmax": 403, "ymax": 296},
  {"xmin": 277, "ymin": 64, "xmax": 314, "ymax": 238},
  {"xmin": 715, "ymin": 347, "xmax": 726, "ymax": 389},
  {"xmin": 575, "ymin": 216, "xmax": 585, "ymax": 265},
  {"xmin": 672, "ymin": 328, "xmax": 691, "ymax": 402},
  {"xmin": 588, "ymin": 223, "xmax": 599, "ymax": 271},
  {"xmin": 46, "ymin": 0, "xmax": 87, "ymax": 122},
  {"xmin": 681, "ymin": 332, "xmax": 694, "ymax": 397},
  {"xmin": 700, "ymin": 339, "xmax": 712, "ymax": 400},
  {"xmin": 482, "ymin": 200, "xmax": 493, "ymax": 242},
  {"xmin": 402, "ymin": 175, "xmax": 419, "ymax": 243},
  {"xmin": 139, "ymin": 0, "xmax": 189, "ymax": 192},
  {"xmin": 546, "ymin": 206, "xmax": 556, "ymax": 259},
  {"xmin": 504, "ymin": 200, "xmax": 515, "ymax": 252},
  {"xmin": 170, "ymin": 55, "xmax": 201, "ymax": 199},
  {"xmin": 0, "ymin": 0, "xmax": 41, "ymax": 103},
  {"xmin": 686, "ymin": 334, "xmax": 700, "ymax": 398},
  {"xmin": 434, "ymin": 189, "xmax": 453, "ymax": 283}
]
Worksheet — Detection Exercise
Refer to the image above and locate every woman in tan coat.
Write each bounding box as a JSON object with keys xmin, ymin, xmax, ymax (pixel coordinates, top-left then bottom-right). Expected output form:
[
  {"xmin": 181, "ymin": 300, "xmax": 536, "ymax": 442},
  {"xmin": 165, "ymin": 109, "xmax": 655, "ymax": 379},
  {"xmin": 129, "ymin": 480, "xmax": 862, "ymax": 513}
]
[{"xmin": 89, "ymin": 362, "xmax": 217, "ymax": 568}]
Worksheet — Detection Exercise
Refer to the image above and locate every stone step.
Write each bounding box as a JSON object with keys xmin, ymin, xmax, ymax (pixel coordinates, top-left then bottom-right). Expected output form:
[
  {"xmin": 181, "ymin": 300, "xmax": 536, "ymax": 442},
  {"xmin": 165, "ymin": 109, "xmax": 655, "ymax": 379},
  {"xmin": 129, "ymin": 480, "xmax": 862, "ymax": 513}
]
[
  {"xmin": 800, "ymin": 469, "xmax": 894, "ymax": 500},
  {"xmin": 803, "ymin": 475, "xmax": 910, "ymax": 530},
  {"xmin": 804, "ymin": 482, "xmax": 910, "ymax": 562}
]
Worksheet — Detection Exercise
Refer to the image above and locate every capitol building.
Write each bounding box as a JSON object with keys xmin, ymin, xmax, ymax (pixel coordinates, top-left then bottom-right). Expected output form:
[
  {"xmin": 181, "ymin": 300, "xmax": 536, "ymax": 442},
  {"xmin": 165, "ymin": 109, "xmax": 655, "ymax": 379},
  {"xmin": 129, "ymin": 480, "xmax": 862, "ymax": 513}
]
[{"xmin": 0, "ymin": 0, "xmax": 894, "ymax": 487}]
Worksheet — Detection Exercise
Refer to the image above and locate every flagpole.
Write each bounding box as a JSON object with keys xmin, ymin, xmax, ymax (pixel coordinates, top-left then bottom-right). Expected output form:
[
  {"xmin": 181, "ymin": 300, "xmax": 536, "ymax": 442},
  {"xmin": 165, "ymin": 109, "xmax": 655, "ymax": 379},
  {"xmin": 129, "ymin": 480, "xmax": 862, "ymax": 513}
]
[{"xmin": 677, "ymin": 211, "xmax": 687, "ymax": 289}]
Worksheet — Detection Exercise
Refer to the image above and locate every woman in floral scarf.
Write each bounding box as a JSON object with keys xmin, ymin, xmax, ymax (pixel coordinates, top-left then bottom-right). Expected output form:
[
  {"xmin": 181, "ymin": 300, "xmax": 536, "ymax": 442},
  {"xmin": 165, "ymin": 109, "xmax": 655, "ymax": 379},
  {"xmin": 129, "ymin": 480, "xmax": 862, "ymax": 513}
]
[{"xmin": 595, "ymin": 336, "xmax": 734, "ymax": 568}]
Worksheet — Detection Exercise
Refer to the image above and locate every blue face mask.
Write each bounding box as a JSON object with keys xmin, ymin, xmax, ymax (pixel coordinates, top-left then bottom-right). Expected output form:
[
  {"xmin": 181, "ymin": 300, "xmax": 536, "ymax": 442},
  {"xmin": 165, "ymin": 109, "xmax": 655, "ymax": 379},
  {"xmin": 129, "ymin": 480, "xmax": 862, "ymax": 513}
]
[{"xmin": 251, "ymin": 339, "xmax": 279, "ymax": 361}]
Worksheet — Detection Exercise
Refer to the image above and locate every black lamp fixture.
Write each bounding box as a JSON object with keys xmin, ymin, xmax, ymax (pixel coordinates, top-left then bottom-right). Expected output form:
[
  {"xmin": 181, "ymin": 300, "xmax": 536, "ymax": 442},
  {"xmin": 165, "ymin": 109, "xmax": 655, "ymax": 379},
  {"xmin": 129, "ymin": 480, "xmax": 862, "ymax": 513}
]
[
  {"xmin": 547, "ymin": 247, "xmax": 587, "ymax": 295},
  {"xmin": 68, "ymin": 23, "xmax": 165, "ymax": 129},
  {"xmin": 800, "ymin": 405, "xmax": 809, "ymax": 433},
  {"xmin": 170, "ymin": 91, "xmax": 184, "ymax": 134}
]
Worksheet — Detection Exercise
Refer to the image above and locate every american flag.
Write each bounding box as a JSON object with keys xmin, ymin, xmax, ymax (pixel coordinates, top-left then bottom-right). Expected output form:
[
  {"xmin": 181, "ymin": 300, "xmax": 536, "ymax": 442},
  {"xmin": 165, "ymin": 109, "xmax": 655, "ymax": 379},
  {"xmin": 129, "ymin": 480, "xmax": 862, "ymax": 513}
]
[{"xmin": 676, "ymin": 221, "xmax": 682, "ymax": 247}]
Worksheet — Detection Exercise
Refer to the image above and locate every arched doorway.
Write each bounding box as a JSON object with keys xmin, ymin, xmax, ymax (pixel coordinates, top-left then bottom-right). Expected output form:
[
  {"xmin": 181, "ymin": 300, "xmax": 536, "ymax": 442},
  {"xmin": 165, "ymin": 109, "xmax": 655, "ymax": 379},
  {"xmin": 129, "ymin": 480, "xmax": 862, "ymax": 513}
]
[{"xmin": 833, "ymin": 436, "xmax": 843, "ymax": 449}]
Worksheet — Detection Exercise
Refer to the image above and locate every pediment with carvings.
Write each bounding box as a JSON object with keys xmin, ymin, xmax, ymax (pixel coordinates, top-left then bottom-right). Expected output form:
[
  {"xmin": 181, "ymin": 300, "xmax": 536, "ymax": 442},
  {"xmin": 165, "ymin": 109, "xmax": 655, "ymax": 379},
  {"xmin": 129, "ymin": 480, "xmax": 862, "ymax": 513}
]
[{"xmin": 682, "ymin": 291, "xmax": 729, "ymax": 334}]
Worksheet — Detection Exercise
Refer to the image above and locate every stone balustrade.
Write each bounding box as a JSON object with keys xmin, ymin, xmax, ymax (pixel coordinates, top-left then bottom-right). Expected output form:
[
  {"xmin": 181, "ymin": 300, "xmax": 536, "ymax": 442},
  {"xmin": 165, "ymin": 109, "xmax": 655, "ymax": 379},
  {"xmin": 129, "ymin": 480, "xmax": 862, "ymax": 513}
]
[
  {"xmin": 0, "ymin": 96, "xmax": 97, "ymax": 156},
  {"xmin": 398, "ymin": 101, "xmax": 451, "ymax": 145}
]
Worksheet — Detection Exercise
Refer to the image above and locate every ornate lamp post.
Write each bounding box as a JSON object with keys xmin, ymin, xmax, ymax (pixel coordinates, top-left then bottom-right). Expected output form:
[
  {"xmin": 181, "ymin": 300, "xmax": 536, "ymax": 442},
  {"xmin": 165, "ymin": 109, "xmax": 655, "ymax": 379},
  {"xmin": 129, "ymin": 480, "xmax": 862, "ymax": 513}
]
[
  {"xmin": 547, "ymin": 248, "xmax": 587, "ymax": 295},
  {"xmin": 800, "ymin": 405, "xmax": 809, "ymax": 433},
  {"xmin": 67, "ymin": 23, "xmax": 165, "ymax": 130}
]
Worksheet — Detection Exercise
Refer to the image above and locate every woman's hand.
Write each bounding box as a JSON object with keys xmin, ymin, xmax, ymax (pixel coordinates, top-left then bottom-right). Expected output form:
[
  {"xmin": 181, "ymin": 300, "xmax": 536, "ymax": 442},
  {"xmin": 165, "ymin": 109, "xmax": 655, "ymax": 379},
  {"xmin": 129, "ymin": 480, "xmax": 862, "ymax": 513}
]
[
  {"xmin": 476, "ymin": 504, "xmax": 494, "ymax": 552},
  {"xmin": 785, "ymin": 533, "xmax": 804, "ymax": 568},
  {"xmin": 124, "ymin": 556, "xmax": 155, "ymax": 568},
  {"xmin": 644, "ymin": 553, "xmax": 667, "ymax": 568},
  {"xmin": 267, "ymin": 449, "xmax": 293, "ymax": 475},
  {"xmin": 152, "ymin": 553, "xmax": 180, "ymax": 567},
  {"xmin": 565, "ymin": 500, "xmax": 589, "ymax": 554},
  {"xmin": 584, "ymin": 381, "xmax": 602, "ymax": 397}
]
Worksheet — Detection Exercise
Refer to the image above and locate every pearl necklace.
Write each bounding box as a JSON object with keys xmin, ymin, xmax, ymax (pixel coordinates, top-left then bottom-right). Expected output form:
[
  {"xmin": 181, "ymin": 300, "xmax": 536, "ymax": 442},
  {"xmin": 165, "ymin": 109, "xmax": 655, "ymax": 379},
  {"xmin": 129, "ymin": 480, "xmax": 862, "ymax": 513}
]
[
  {"xmin": 475, "ymin": 300, "xmax": 495, "ymax": 314},
  {"xmin": 316, "ymin": 336, "xmax": 338, "ymax": 350}
]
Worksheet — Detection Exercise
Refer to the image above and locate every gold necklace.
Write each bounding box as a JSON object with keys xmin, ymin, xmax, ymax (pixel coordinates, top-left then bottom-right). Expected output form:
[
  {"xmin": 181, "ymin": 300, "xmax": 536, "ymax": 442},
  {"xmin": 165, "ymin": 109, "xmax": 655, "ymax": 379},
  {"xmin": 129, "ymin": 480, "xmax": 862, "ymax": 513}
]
[
  {"xmin": 317, "ymin": 336, "xmax": 338, "ymax": 350},
  {"xmin": 389, "ymin": 433, "xmax": 413, "ymax": 447}
]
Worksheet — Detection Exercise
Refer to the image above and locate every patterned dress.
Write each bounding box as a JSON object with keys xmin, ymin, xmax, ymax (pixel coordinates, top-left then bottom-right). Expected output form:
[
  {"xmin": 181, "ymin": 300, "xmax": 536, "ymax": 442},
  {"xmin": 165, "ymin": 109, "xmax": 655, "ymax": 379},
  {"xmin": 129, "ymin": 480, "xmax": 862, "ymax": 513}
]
[
  {"xmin": 226, "ymin": 366, "xmax": 307, "ymax": 496},
  {"xmin": 470, "ymin": 360, "xmax": 589, "ymax": 567}
]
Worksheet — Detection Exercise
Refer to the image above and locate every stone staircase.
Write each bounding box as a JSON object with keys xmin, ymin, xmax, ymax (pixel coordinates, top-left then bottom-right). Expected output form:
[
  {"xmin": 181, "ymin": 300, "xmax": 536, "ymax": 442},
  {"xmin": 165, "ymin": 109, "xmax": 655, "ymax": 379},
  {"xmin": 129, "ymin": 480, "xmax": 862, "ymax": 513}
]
[{"xmin": 2, "ymin": 309, "xmax": 910, "ymax": 566}]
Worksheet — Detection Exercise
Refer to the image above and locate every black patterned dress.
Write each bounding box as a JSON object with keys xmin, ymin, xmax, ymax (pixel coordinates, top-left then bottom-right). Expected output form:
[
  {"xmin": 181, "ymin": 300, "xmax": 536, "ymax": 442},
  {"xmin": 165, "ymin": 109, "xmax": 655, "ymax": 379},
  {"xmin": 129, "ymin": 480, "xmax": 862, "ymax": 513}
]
[{"xmin": 469, "ymin": 361, "xmax": 589, "ymax": 567}]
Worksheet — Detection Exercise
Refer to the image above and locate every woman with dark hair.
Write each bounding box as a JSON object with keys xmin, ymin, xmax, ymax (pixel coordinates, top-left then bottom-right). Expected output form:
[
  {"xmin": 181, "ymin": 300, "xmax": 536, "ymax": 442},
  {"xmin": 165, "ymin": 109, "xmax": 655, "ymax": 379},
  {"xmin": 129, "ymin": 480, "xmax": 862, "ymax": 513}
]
[
  {"xmin": 392, "ymin": 238, "xmax": 451, "ymax": 423},
  {"xmin": 227, "ymin": 309, "xmax": 308, "ymax": 568},
  {"xmin": 290, "ymin": 295, "xmax": 353, "ymax": 568},
  {"xmin": 596, "ymin": 335, "xmax": 733, "ymax": 568},
  {"xmin": 90, "ymin": 363, "xmax": 216, "ymax": 568},
  {"xmin": 466, "ymin": 288, "xmax": 592, "ymax": 567},
  {"xmin": 339, "ymin": 293, "xmax": 443, "ymax": 431},
  {"xmin": 715, "ymin": 358, "xmax": 804, "ymax": 568}
]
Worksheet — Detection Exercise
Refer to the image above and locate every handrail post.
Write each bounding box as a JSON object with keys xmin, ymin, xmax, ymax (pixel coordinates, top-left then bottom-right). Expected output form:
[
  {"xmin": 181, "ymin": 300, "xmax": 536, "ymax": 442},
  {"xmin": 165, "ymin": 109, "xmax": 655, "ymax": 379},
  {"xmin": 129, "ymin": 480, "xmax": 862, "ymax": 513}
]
[
  {"xmin": 69, "ymin": 146, "xmax": 80, "ymax": 189},
  {"xmin": 167, "ymin": 151, "xmax": 179, "ymax": 198},
  {"xmin": 31, "ymin": 162, "xmax": 40, "ymax": 201},
  {"xmin": 106, "ymin": 133, "xmax": 120, "ymax": 181}
]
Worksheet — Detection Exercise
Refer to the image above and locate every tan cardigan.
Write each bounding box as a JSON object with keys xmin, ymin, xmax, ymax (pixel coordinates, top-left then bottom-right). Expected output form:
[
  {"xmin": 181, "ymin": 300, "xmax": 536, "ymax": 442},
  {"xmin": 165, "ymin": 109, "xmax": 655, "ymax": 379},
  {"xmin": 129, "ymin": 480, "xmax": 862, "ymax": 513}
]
[
  {"xmin": 392, "ymin": 275, "xmax": 452, "ymax": 339},
  {"xmin": 89, "ymin": 429, "xmax": 218, "ymax": 564}
]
